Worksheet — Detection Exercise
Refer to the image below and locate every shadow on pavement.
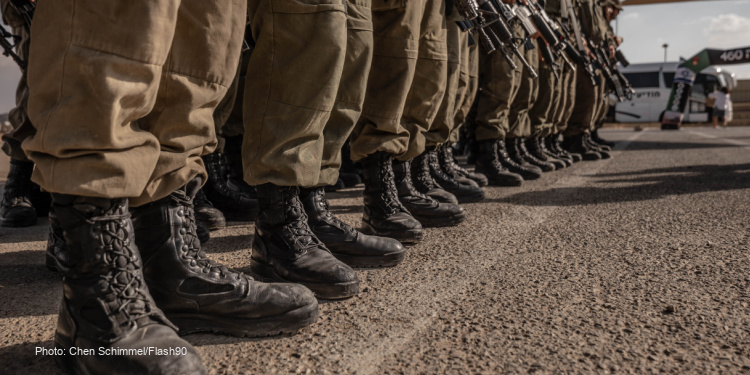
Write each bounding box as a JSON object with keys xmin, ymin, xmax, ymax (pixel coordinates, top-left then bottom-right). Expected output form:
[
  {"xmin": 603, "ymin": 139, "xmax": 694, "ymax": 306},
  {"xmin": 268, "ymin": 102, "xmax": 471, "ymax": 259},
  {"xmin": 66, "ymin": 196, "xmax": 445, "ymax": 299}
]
[
  {"xmin": 493, "ymin": 163, "xmax": 750, "ymax": 207},
  {"xmin": 0, "ymin": 340, "xmax": 61, "ymax": 375},
  {"xmin": 616, "ymin": 140, "xmax": 742, "ymax": 151}
]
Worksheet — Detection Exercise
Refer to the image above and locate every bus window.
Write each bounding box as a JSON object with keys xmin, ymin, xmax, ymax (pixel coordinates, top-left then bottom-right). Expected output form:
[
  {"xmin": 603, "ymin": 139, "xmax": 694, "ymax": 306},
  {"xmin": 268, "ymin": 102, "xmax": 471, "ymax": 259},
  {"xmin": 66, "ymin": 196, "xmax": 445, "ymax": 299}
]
[
  {"xmin": 663, "ymin": 72, "xmax": 675, "ymax": 87},
  {"xmin": 623, "ymin": 72, "xmax": 660, "ymax": 88}
]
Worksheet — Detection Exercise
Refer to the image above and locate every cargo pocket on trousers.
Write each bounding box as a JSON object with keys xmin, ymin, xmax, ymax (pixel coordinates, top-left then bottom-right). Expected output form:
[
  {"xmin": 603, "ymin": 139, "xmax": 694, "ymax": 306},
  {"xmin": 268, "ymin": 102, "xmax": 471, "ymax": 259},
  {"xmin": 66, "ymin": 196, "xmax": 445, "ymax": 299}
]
[{"xmin": 269, "ymin": 0, "xmax": 348, "ymax": 111}]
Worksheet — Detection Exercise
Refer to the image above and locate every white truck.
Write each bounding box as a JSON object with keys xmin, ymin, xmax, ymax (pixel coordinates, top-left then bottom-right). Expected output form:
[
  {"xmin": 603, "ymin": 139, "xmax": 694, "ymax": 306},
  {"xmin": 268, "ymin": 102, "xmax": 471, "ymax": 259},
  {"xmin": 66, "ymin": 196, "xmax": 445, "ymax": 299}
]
[{"xmin": 614, "ymin": 62, "xmax": 736, "ymax": 123}]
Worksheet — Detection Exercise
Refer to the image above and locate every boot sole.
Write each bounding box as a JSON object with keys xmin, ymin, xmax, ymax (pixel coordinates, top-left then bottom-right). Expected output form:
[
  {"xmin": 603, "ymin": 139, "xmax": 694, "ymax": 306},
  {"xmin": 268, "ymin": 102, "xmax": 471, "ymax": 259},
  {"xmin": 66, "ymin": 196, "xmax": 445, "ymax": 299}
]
[
  {"xmin": 168, "ymin": 303, "xmax": 319, "ymax": 338},
  {"xmin": 332, "ymin": 250, "xmax": 406, "ymax": 268},
  {"xmin": 450, "ymin": 190, "xmax": 485, "ymax": 204},
  {"xmin": 249, "ymin": 259, "xmax": 359, "ymax": 300},
  {"xmin": 360, "ymin": 221, "xmax": 423, "ymax": 245},
  {"xmin": 413, "ymin": 211, "xmax": 466, "ymax": 228},
  {"xmin": 487, "ymin": 179, "xmax": 523, "ymax": 187},
  {"xmin": 195, "ymin": 216, "xmax": 226, "ymax": 230},
  {"xmin": 0, "ymin": 215, "xmax": 37, "ymax": 227}
]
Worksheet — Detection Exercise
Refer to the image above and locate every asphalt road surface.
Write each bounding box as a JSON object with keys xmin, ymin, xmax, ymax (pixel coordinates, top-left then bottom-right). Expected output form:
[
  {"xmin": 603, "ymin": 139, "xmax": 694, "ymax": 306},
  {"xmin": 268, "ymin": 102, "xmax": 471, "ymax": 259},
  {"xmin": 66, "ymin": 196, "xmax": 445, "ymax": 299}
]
[{"xmin": 1, "ymin": 127, "xmax": 749, "ymax": 374}]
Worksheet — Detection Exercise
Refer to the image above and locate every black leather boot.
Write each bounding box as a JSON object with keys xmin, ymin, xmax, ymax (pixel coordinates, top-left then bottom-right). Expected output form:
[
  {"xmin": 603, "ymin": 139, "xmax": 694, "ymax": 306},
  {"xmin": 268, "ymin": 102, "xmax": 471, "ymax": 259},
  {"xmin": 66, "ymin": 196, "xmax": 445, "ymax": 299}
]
[
  {"xmin": 131, "ymin": 179, "xmax": 319, "ymax": 335},
  {"xmin": 45, "ymin": 207, "xmax": 69, "ymax": 274},
  {"xmin": 411, "ymin": 151, "xmax": 459, "ymax": 204},
  {"xmin": 1, "ymin": 159, "xmax": 36, "ymax": 227},
  {"xmin": 202, "ymin": 152, "xmax": 258, "ymax": 221},
  {"xmin": 475, "ymin": 140, "xmax": 523, "ymax": 186},
  {"xmin": 52, "ymin": 195, "xmax": 205, "ymax": 375},
  {"xmin": 194, "ymin": 188, "xmax": 226, "ymax": 230},
  {"xmin": 516, "ymin": 138, "xmax": 556, "ymax": 172},
  {"xmin": 562, "ymin": 134, "xmax": 601, "ymax": 161},
  {"xmin": 393, "ymin": 160, "xmax": 466, "ymax": 228},
  {"xmin": 539, "ymin": 135, "xmax": 572, "ymax": 167},
  {"xmin": 250, "ymin": 184, "xmax": 359, "ymax": 299},
  {"xmin": 224, "ymin": 135, "xmax": 259, "ymax": 197},
  {"xmin": 592, "ymin": 129, "xmax": 615, "ymax": 148},
  {"xmin": 502, "ymin": 138, "xmax": 543, "ymax": 180},
  {"xmin": 425, "ymin": 148, "xmax": 484, "ymax": 203},
  {"xmin": 584, "ymin": 132, "xmax": 612, "ymax": 158},
  {"xmin": 360, "ymin": 152, "xmax": 424, "ymax": 244},
  {"xmin": 300, "ymin": 187, "xmax": 405, "ymax": 267},
  {"xmin": 437, "ymin": 144, "xmax": 488, "ymax": 187},
  {"xmin": 528, "ymin": 137, "xmax": 567, "ymax": 169},
  {"xmin": 547, "ymin": 135, "xmax": 581, "ymax": 163}
]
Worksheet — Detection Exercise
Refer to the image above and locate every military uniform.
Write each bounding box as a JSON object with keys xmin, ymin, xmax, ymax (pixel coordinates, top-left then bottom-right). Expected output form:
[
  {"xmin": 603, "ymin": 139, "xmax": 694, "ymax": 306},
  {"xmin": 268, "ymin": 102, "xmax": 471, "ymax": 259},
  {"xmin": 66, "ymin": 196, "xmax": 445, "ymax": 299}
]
[
  {"xmin": 350, "ymin": 0, "xmax": 448, "ymax": 162},
  {"xmin": 0, "ymin": 0, "xmax": 32, "ymax": 162},
  {"xmin": 565, "ymin": 0, "xmax": 608, "ymax": 137}
]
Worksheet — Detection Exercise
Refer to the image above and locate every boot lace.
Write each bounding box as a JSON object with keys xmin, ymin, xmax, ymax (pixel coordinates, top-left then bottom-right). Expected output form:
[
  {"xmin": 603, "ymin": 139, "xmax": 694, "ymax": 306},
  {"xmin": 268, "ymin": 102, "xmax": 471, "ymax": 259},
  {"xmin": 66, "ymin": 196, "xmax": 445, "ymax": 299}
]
[
  {"xmin": 377, "ymin": 158, "xmax": 407, "ymax": 215},
  {"xmin": 280, "ymin": 188, "xmax": 323, "ymax": 252},
  {"xmin": 178, "ymin": 198, "xmax": 236, "ymax": 279},
  {"xmin": 313, "ymin": 189, "xmax": 355, "ymax": 235},
  {"xmin": 91, "ymin": 213, "xmax": 154, "ymax": 325}
]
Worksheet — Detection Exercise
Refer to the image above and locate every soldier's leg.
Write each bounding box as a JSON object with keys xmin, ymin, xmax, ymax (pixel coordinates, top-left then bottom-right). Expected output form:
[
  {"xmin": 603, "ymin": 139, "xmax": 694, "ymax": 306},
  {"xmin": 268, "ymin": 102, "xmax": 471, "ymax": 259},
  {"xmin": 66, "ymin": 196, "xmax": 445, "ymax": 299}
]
[
  {"xmin": 24, "ymin": 1, "xmax": 229, "ymax": 372},
  {"xmin": 473, "ymin": 25, "xmax": 527, "ymax": 186},
  {"xmin": 202, "ymin": 48, "xmax": 260, "ymax": 223},
  {"xmin": 243, "ymin": 0, "xmax": 359, "ymax": 299},
  {"xmin": 526, "ymin": 59, "xmax": 568, "ymax": 169},
  {"xmin": 299, "ymin": 0, "xmax": 405, "ymax": 268},
  {"xmin": 0, "ymin": 6, "xmax": 46, "ymax": 227},
  {"xmin": 439, "ymin": 31, "xmax": 489, "ymax": 187},
  {"xmin": 421, "ymin": 16, "xmax": 485, "ymax": 203},
  {"xmin": 562, "ymin": 68, "xmax": 603, "ymax": 160},
  {"xmin": 351, "ymin": 0, "xmax": 453, "ymax": 244},
  {"xmin": 507, "ymin": 42, "xmax": 555, "ymax": 173}
]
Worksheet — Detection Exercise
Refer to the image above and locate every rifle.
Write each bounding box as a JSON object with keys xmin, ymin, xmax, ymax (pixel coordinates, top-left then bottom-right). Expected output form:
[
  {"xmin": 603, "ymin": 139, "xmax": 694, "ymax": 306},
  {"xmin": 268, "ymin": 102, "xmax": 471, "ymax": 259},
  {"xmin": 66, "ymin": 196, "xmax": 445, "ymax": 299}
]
[
  {"xmin": 586, "ymin": 37, "xmax": 625, "ymax": 101},
  {"xmin": 9, "ymin": 0, "xmax": 35, "ymax": 33},
  {"xmin": 454, "ymin": 0, "xmax": 497, "ymax": 54},
  {"xmin": 559, "ymin": 0, "xmax": 599, "ymax": 86},
  {"xmin": 0, "ymin": 24, "xmax": 26, "ymax": 70},
  {"xmin": 518, "ymin": 0, "xmax": 575, "ymax": 71},
  {"xmin": 476, "ymin": 0, "xmax": 539, "ymax": 78}
]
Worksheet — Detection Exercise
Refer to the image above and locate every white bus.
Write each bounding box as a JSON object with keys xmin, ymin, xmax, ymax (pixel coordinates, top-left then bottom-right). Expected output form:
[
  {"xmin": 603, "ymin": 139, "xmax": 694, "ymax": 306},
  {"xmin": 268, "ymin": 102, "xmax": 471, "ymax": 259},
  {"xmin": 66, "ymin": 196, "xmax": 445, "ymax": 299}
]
[{"xmin": 614, "ymin": 62, "xmax": 737, "ymax": 123}]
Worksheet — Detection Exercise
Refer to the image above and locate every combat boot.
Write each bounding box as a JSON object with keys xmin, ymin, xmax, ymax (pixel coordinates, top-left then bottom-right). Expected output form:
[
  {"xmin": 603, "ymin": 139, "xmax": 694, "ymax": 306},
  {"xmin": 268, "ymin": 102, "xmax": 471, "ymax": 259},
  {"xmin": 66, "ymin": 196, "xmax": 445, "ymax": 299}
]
[
  {"xmin": 437, "ymin": 144, "xmax": 488, "ymax": 187},
  {"xmin": 584, "ymin": 132, "xmax": 612, "ymax": 158},
  {"xmin": 194, "ymin": 188, "xmax": 226, "ymax": 230},
  {"xmin": 1, "ymin": 159, "xmax": 36, "ymax": 227},
  {"xmin": 516, "ymin": 138, "xmax": 555, "ymax": 172},
  {"xmin": 528, "ymin": 137, "xmax": 567, "ymax": 169},
  {"xmin": 300, "ymin": 187, "xmax": 405, "ymax": 267},
  {"xmin": 202, "ymin": 152, "xmax": 258, "ymax": 221},
  {"xmin": 539, "ymin": 137, "xmax": 572, "ymax": 167},
  {"xmin": 474, "ymin": 139, "xmax": 523, "ymax": 186},
  {"xmin": 411, "ymin": 151, "xmax": 459, "ymax": 204},
  {"xmin": 360, "ymin": 152, "xmax": 424, "ymax": 244},
  {"xmin": 592, "ymin": 129, "xmax": 615, "ymax": 148},
  {"xmin": 45, "ymin": 207, "xmax": 69, "ymax": 274},
  {"xmin": 502, "ymin": 138, "xmax": 543, "ymax": 180},
  {"xmin": 131, "ymin": 178, "xmax": 318, "ymax": 336},
  {"xmin": 562, "ymin": 134, "xmax": 601, "ymax": 161},
  {"xmin": 547, "ymin": 134, "xmax": 581, "ymax": 163},
  {"xmin": 424, "ymin": 148, "xmax": 484, "ymax": 203},
  {"xmin": 250, "ymin": 184, "xmax": 359, "ymax": 299},
  {"xmin": 393, "ymin": 160, "xmax": 466, "ymax": 228},
  {"xmin": 52, "ymin": 195, "xmax": 205, "ymax": 375}
]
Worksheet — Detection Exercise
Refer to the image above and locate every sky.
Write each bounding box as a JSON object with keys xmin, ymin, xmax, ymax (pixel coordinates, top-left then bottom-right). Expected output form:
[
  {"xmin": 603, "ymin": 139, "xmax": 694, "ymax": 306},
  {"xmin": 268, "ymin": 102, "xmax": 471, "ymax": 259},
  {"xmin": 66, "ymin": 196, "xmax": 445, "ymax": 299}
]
[
  {"xmin": 0, "ymin": 1, "xmax": 749, "ymax": 113},
  {"xmin": 617, "ymin": 0, "xmax": 750, "ymax": 78}
]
